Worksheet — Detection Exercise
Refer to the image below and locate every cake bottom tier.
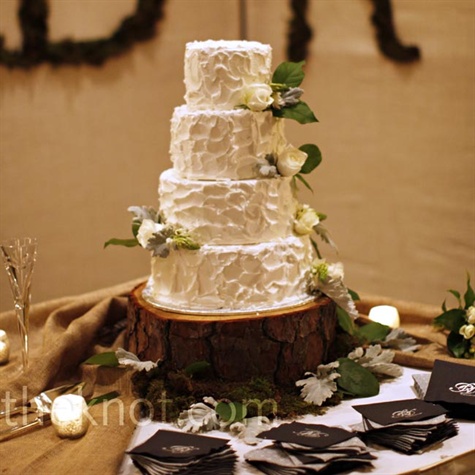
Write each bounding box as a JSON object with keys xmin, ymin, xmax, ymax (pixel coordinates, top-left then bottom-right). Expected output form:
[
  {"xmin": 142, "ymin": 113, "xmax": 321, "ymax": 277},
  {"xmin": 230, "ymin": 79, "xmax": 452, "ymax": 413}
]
[
  {"xmin": 144, "ymin": 235, "xmax": 313, "ymax": 313},
  {"xmin": 127, "ymin": 283, "xmax": 337, "ymax": 385}
]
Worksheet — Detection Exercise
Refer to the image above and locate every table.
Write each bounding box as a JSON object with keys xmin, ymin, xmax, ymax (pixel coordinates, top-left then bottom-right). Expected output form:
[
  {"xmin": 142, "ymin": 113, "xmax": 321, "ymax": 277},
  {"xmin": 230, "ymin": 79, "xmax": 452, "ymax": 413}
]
[
  {"xmin": 0, "ymin": 280, "xmax": 474, "ymax": 474},
  {"xmin": 119, "ymin": 366, "xmax": 475, "ymax": 475}
]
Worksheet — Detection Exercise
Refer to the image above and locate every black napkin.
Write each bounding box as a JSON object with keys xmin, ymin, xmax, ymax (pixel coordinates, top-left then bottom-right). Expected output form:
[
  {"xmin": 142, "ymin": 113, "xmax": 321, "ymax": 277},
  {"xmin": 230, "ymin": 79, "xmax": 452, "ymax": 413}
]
[
  {"xmin": 352, "ymin": 398, "xmax": 458, "ymax": 454},
  {"xmin": 127, "ymin": 429, "xmax": 237, "ymax": 475},
  {"xmin": 424, "ymin": 360, "xmax": 475, "ymax": 420},
  {"xmin": 245, "ymin": 422, "xmax": 375, "ymax": 474}
]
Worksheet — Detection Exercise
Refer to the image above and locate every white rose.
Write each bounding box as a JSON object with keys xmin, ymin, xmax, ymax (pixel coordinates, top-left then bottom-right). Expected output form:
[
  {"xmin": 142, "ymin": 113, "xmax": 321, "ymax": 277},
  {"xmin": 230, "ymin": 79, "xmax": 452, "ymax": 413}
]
[
  {"xmin": 459, "ymin": 324, "xmax": 475, "ymax": 340},
  {"xmin": 137, "ymin": 219, "xmax": 165, "ymax": 248},
  {"xmin": 294, "ymin": 205, "xmax": 320, "ymax": 235},
  {"xmin": 277, "ymin": 145, "xmax": 308, "ymax": 177},
  {"xmin": 242, "ymin": 83, "xmax": 273, "ymax": 111},
  {"xmin": 466, "ymin": 306, "xmax": 475, "ymax": 324}
]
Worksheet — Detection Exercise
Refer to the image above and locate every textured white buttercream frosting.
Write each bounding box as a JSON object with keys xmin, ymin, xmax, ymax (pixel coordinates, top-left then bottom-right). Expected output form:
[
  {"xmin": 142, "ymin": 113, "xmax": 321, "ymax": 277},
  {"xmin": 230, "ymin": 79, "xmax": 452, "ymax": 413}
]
[
  {"xmin": 184, "ymin": 40, "xmax": 272, "ymax": 110},
  {"xmin": 144, "ymin": 40, "xmax": 315, "ymax": 312},
  {"xmin": 159, "ymin": 169, "xmax": 297, "ymax": 245},
  {"xmin": 170, "ymin": 106, "xmax": 283, "ymax": 180},
  {"xmin": 146, "ymin": 236, "xmax": 312, "ymax": 311}
]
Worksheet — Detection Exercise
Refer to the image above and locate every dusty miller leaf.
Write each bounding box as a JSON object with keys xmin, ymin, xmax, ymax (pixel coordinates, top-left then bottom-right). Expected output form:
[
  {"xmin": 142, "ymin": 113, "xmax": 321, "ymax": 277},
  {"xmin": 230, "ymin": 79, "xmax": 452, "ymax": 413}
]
[
  {"xmin": 296, "ymin": 362, "xmax": 340, "ymax": 406},
  {"xmin": 348, "ymin": 345, "xmax": 402, "ymax": 378}
]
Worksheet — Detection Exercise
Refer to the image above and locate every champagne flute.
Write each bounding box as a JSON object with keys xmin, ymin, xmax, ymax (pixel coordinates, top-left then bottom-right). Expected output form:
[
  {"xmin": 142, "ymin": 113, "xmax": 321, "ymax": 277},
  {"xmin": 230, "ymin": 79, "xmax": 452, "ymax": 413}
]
[{"xmin": 0, "ymin": 237, "xmax": 37, "ymax": 372}]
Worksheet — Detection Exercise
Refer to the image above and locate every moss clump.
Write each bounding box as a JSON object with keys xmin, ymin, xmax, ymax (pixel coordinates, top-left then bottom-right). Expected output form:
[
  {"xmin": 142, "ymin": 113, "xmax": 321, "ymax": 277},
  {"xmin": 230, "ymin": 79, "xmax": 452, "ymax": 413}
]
[{"xmin": 131, "ymin": 367, "xmax": 330, "ymax": 423}]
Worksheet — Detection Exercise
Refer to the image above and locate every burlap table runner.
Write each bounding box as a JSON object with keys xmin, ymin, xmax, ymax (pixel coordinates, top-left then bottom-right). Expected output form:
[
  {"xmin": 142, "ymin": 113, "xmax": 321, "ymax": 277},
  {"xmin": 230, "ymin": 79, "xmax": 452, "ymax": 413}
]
[
  {"xmin": 0, "ymin": 283, "xmax": 472, "ymax": 474},
  {"xmin": 0, "ymin": 278, "xmax": 144, "ymax": 475}
]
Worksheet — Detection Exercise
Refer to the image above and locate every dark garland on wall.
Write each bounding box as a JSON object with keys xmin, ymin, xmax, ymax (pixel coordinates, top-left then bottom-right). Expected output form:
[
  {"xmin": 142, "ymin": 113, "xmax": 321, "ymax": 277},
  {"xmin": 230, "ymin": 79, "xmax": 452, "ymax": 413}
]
[
  {"xmin": 287, "ymin": 0, "xmax": 313, "ymax": 62},
  {"xmin": 0, "ymin": 0, "xmax": 420, "ymax": 69},
  {"xmin": 370, "ymin": 0, "xmax": 420, "ymax": 63},
  {"xmin": 0, "ymin": 0, "xmax": 167, "ymax": 68},
  {"xmin": 287, "ymin": 0, "xmax": 420, "ymax": 63}
]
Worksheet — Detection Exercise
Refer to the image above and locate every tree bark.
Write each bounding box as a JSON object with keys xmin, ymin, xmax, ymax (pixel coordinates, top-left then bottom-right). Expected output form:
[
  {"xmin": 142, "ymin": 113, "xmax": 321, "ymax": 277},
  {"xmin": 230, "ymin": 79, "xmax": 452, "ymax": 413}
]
[{"xmin": 126, "ymin": 283, "xmax": 337, "ymax": 386}]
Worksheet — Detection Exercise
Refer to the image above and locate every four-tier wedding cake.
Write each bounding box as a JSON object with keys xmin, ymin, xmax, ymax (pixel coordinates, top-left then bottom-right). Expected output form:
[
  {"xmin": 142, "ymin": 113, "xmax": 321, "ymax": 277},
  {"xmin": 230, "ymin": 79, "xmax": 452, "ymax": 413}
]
[
  {"xmin": 141, "ymin": 40, "xmax": 315, "ymax": 313},
  {"xmin": 121, "ymin": 40, "xmax": 353, "ymax": 382}
]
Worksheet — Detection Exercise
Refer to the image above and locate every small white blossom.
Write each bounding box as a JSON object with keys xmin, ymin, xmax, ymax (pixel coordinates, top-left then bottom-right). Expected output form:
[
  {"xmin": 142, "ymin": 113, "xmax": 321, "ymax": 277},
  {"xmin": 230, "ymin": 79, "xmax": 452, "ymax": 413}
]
[
  {"xmin": 459, "ymin": 324, "xmax": 475, "ymax": 340},
  {"xmin": 348, "ymin": 345, "xmax": 402, "ymax": 378},
  {"xmin": 277, "ymin": 145, "xmax": 307, "ymax": 177},
  {"xmin": 296, "ymin": 361, "xmax": 340, "ymax": 406},
  {"xmin": 308, "ymin": 258, "xmax": 358, "ymax": 319},
  {"xmin": 327, "ymin": 262, "xmax": 345, "ymax": 281},
  {"xmin": 466, "ymin": 306, "xmax": 475, "ymax": 324},
  {"xmin": 242, "ymin": 83, "xmax": 274, "ymax": 111},
  {"xmin": 294, "ymin": 204, "xmax": 320, "ymax": 235},
  {"xmin": 136, "ymin": 219, "xmax": 165, "ymax": 248},
  {"xmin": 115, "ymin": 348, "xmax": 158, "ymax": 372}
]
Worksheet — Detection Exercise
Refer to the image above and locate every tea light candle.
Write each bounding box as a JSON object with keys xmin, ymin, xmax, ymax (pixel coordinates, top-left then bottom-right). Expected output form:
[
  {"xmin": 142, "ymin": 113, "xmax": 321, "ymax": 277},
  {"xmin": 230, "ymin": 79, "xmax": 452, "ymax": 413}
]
[
  {"xmin": 51, "ymin": 394, "xmax": 89, "ymax": 438},
  {"xmin": 0, "ymin": 329, "xmax": 10, "ymax": 364},
  {"xmin": 368, "ymin": 305, "xmax": 400, "ymax": 328}
]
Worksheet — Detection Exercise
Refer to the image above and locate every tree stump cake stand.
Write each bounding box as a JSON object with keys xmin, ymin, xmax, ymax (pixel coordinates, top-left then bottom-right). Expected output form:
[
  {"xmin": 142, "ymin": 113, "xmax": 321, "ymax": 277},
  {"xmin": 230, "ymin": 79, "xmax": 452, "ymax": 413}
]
[{"xmin": 126, "ymin": 283, "xmax": 337, "ymax": 386}]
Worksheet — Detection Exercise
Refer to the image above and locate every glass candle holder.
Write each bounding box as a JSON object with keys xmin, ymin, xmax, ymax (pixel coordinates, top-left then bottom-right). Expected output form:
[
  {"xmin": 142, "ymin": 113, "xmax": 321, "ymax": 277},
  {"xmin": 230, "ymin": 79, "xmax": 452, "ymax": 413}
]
[
  {"xmin": 0, "ymin": 329, "xmax": 10, "ymax": 364},
  {"xmin": 368, "ymin": 305, "xmax": 400, "ymax": 328},
  {"xmin": 51, "ymin": 394, "xmax": 89, "ymax": 438}
]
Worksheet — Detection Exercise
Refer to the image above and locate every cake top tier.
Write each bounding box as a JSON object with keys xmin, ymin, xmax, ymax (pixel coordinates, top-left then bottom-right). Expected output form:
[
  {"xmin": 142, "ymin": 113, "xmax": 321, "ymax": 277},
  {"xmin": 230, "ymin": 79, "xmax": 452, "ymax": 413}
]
[{"xmin": 184, "ymin": 40, "xmax": 272, "ymax": 110}]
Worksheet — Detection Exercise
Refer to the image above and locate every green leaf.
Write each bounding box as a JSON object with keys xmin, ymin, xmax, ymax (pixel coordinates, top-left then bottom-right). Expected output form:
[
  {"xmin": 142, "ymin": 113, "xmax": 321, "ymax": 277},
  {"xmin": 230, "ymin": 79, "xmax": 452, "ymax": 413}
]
[
  {"xmin": 83, "ymin": 351, "xmax": 119, "ymax": 367},
  {"xmin": 464, "ymin": 273, "xmax": 475, "ymax": 309},
  {"xmin": 448, "ymin": 289, "xmax": 461, "ymax": 303},
  {"xmin": 447, "ymin": 331, "xmax": 469, "ymax": 358},
  {"xmin": 433, "ymin": 308, "xmax": 467, "ymax": 332},
  {"xmin": 337, "ymin": 307, "xmax": 357, "ymax": 336},
  {"xmin": 348, "ymin": 288, "xmax": 360, "ymax": 301},
  {"xmin": 299, "ymin": 144, "xmax": 322, "ymax": 174},
  {"xmin": 294, "ymin": 173, "xmax": 313, "ymax": 192},
  {"xmin": 336, "ymin": 358, "xmax": 380, "ymax": 397},
  {"xmin": 274, "ymin": 101, "xmax": 318, "ymax": 124},
  {"xmin": 104, "ymin": 238, "xmax": 139, "ymax": 249},
  {"xmin": 272, "ymin": 61, "xmax": 306, "ymax": 87},
  {"xmin": 357, "ymin": 322, "xmax": 390, "ymax": 343},
  {"xmin": 184, "ymin": 361, "xmax": 211, "ymax": 376},
  {"xmin": 216, "ymin": 401, "xmax": 247, "ymax": 423},
  {"xmin": 87, "ymin": 391, "xmax": 120, "ymax": 407}
]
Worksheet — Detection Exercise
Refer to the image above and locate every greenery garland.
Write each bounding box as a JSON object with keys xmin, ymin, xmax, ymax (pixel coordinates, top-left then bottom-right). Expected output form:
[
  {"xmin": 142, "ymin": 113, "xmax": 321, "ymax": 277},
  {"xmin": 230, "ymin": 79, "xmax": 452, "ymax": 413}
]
[
  {"xmin": 286, "ymin": 0, "xmax": 421, "ymax": 63},
  {"xmin": 0, "ymin": 0, "xmax": 420, "ymax": 69},
  {"xmin": 370, "ymin": 0, "xmax": 421, "ymax": 63},
  {"xmin": 287, "ymin": 0, "xmax": 313, "ymax": 62},
  {"xmin": 0, "ymin": 0, "xmax": 167, "ymax": 68}
]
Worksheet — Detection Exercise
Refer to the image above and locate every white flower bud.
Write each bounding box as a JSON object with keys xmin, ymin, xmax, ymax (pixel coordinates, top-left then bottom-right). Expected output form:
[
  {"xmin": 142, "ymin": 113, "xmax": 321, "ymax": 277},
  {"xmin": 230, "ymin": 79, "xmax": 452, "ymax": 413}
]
[
  {"xmin": 294, "ymin": 204, "xmax": 320, "ymax": 235},
  {"xmin": 277, "ymin": 145, "xmax": 308, "ymax": 177},
  {"xmin": 241, "ymin": 83, "xmax": 274, "ymax": 111},
  {"xmin": 466, "ymin": 306, "xmax": 475, "ymax": 324},
  {"xmin": 137, "ymin": 219, "xmax": 165, "ymax": 248},
  {"xmin": 459, "ymin": 324, "xmax": 475, "ymax": 340}
]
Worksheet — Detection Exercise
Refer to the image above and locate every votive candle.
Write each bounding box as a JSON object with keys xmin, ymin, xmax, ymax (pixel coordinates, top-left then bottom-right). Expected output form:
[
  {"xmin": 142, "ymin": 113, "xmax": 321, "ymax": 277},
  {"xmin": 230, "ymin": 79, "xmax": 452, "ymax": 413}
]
[
  {"xmin": 0, "ymin": 329, "xmax": 10, "ymax": 364},
  {"xmin": 51, "ymin": 394, "xmax": 89, "ymax": 438},
  {"xmin": 368, "ymin": 305, "xmax": 400, "ymax": 328}
]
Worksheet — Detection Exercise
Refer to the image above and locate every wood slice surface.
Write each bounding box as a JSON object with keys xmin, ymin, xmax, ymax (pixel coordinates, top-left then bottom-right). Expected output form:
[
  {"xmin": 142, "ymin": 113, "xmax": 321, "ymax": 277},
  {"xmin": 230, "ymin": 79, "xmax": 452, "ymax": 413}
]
[{"xmin": 126, "ymin": 283, "xmax": 337, "ymax": 386}]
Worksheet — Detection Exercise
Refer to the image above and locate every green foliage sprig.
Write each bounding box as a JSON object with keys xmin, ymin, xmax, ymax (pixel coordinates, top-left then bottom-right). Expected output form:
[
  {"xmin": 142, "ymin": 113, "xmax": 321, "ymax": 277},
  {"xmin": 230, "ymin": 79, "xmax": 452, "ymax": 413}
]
[
  {"xmin": 104, "ymin": 206, "xmax": 200, "ymax": 257},
  {"xmin": 270, "ymin": 61, "xmax": 318, "ymax": 124},
  {"xmin": 434, "ymin": 274, "xmax": 475, "ymax": 359}
]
